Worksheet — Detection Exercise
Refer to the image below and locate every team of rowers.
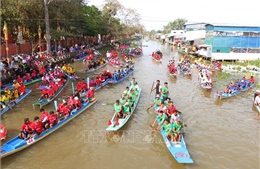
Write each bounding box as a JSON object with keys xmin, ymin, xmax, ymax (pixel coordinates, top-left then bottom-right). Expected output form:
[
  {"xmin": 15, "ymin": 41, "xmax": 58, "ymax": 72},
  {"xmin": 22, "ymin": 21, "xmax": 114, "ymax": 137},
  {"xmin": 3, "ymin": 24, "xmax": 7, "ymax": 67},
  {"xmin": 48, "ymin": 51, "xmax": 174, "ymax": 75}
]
[
  {"xmin": 113, "ymin": 78, "xmax": 140, "ymax": 119},
  {"xmin": 19, "ymin": 86, "xmax": 96, "ymax": 140},
  {"xmin": 37, "ymin": 67, "xmax": 67, "ymax": 100},
  {"xmin": 221, "ymin": 76, "xmax": 254, "ymax": 95},
  {"xmin": 167, "ymin": 59, "xmax": 178, "ymax": 74},
  {"xmin": 198, "ymin": 68, "xmax": 212, "ymax": 87},
  {"xmin": 147, "ymin": 80, "xmax": 187, "ymax": 144},
  {"xmin": 151, "ymin": 50, "xmax": 163, "ymax": 60},
  {"xmin": 85, "ymin": 58, "xmax": 106, "ymax": 71},
  {"xmin": 0, "ymin": 81, "xmax": 27, "ymax": 111}
]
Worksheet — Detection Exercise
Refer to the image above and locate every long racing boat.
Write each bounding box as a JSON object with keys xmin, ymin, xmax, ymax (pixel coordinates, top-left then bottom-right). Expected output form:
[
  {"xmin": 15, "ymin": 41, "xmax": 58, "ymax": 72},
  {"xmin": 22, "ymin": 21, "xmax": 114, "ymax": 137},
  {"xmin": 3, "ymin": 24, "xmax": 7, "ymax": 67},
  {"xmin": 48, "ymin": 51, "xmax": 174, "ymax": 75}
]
[
  {"xmin": 106, "ymin": 88, "xmax": 142, "ymax": 131},
  {"xmin": 0, "ymin": 89, "xmax": 32, "ymax": 116},
  {"xmin": 108, "ymin": 67, "xmax": 135, "ymax": 84},
  {"xmin": 0, "ymin": 99, "xmax": 97, "ymax": 158},
  {"xmin": 156, "ymin": 118, "xmax": 193, "ymax": 163},
  {"xmin": 33, "ymin": 79, "xmax": 69, "ymax": 108},
  {"xmin": 215, "ymin": 82, "xmax": 255, "ymax": 99}
]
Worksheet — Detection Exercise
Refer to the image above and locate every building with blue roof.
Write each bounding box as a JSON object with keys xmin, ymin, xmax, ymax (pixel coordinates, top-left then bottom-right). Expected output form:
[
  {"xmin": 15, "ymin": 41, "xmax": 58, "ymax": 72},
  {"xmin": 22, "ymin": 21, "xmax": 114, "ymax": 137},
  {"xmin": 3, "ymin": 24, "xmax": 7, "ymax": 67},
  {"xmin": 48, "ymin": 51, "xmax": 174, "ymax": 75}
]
[{"xmin": 205, "ymin": 24, "xmax": 260, "ymax": 53}]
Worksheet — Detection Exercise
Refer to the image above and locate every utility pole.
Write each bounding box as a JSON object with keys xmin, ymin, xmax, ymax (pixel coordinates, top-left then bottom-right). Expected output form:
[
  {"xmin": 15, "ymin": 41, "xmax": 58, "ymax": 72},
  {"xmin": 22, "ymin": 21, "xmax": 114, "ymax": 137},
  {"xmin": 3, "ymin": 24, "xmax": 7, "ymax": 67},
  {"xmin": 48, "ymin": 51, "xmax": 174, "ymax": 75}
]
[{"xmin": 44, "ymin": 0, "xmax": 51, "ymax": 56}]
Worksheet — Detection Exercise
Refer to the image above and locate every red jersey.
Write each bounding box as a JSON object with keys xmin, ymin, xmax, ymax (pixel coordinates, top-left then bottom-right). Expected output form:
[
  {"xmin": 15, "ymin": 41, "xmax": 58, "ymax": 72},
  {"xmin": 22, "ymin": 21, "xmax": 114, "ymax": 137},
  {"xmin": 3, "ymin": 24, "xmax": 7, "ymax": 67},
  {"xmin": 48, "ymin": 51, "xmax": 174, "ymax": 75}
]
[
  {"xmin": 21, "ymin": 122, "xmax": 34, "ymax": 133},
  {"xmin": 249, "ymin": 77, "xmax": 254, "ymax": 84},
  {"xmin": 25, "ymin": 73, "xmax": 31, "ymax": 81},
  {"xmin": 167, "ymin": 105, "xmax": 176, "ymax": 115},
  {"xmin": 17, "ymin": 76, "xmax": 23, "ymax": 84},
  {"xmin": 87, "ymin": 90, "xmax": 94, "ymax": 98},
  {"xmin": 63, "ymin": 106, "xmax": 71, "ymax": 115},
  {"xmin": 32, "ymin": 121, "xmax": 43, "ymax": 133},
  {"xmin": 58, "ymin": 103, "xmax": 66, "ymax": 112},
  {"xmin": 40, "ymin": 111, "xmax": 49, "ymax": 122},
  {"xmin": 95, "ymin": 79, "xmax": 101, "ymax": 85},
  {"xmin": 19, "ymin": 85, "xmax": 26, "ymax": 94},
  {"xmin": 48, "ymin": 114, "xmax": 57, "ymax": 125}
]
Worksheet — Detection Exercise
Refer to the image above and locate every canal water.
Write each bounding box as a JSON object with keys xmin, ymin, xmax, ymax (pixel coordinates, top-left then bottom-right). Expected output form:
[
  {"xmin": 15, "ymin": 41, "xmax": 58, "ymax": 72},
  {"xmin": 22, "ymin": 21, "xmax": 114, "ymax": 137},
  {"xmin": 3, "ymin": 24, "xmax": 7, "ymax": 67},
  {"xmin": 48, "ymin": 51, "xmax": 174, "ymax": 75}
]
[{"xmin": 1, "ymin": 40, "xmax": 259, "ymax": 169}]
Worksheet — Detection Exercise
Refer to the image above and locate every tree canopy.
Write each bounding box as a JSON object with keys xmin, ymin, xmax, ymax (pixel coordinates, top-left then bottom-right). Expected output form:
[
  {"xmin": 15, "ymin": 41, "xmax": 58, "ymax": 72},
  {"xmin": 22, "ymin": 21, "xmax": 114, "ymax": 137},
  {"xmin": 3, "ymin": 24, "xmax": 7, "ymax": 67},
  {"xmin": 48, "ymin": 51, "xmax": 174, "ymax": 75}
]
[{"xmin": 1, "ymin": 0, "xmax": 144, "ymax": 45}]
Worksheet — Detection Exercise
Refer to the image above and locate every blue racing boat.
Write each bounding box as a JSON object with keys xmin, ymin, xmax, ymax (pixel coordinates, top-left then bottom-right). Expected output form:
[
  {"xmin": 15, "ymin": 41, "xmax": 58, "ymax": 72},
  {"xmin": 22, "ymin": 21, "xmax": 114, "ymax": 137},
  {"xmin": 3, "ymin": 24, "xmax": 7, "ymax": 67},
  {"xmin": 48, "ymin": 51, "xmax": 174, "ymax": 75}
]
[
  {"xmin": 0, "ymin": 99, "xmax": 97, "ymax": 158},
  {"xmin": 1, "ymin": 78, "xmax": 42, "ymax": 93},
  {"xmin": 0, "ymin": 89, "xmax": 32, "ymax": 116},
  {"xmin": 156, "ymin": 118, "xmax": 193, "ymax": 163},
  {"xmin": 108, "ymin": 67, "xmax": 135, "ymax": 84},
  {"xmin": 215, "ymin": 82, "xmax": 255, "ymax": 99},
  {"xmin": 79, "ymin": 79, "xmax": 110, "ymax": 98},
  {"xmin": 64, "ymin": 72, "xmax": 80, "ymax": 80}
]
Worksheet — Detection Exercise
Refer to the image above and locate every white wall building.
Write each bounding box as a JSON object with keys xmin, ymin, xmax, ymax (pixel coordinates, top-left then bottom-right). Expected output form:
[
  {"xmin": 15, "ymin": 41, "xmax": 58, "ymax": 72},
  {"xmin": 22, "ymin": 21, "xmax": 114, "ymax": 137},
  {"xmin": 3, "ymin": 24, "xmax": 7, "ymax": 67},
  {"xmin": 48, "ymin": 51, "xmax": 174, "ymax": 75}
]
[
  {"xmin": 184, "ymin": 23, "xmax": 207, "ymax": 45},
  {"xmin": 166, "ymin": 30, "xmax": 185, "ymax": 45}
]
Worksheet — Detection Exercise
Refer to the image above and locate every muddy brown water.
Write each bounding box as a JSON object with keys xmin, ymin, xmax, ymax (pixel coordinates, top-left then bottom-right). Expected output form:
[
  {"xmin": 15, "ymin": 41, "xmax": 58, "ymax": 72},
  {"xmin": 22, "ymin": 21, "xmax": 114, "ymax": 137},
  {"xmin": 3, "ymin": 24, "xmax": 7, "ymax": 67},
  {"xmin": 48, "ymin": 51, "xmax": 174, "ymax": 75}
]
[{"xmin": 1, "ymin": 40, "xmax": 259, "ymax": 169}]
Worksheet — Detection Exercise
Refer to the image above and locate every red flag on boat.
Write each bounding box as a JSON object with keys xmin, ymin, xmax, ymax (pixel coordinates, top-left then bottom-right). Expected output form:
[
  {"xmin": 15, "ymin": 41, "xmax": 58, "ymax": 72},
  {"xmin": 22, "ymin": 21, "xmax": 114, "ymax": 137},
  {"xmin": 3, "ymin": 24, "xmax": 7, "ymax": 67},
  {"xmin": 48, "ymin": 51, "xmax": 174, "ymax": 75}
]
[
  {"xmin": 115, "ymin": 118, "xmax": 119, "ymax": 126},
  {"xmin": 35, "ymin": 84, "xmax": 39, "ymax": 89},
  {"xmin": 62, "ymin": 92, "xmax": 66, "ymax": 96},
  {"xmin": 108, "ymin": 120, "xmax": 112, "ymax": 125},
  {"xmin": 216, "ymin": 90, "xmax": 218, "ymax": 94}
]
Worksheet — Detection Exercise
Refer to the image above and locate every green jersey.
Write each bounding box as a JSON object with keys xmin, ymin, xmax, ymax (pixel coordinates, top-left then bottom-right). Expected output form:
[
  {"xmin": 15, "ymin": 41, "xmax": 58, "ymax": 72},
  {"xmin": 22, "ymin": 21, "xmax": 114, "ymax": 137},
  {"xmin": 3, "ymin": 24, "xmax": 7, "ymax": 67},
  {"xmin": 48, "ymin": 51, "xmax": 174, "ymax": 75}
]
[
  {"xmin": 123, "ymin": 105, "xmax": 130, "ymax": 113},
  {"xmin": 129, "ymin": 93, "xmax": 135, "ymax": 102},
  {"xmin": 156, "ymin": 114, "xmax": 167, "ymax": 122},
  {"xmin": 162, "ymin": 86, "xmax": 169, "ymax": 97},
  {"xmin": 114, "ymin": 104, "xmax": 121, "ymax": 113},
  {"xmin": 172, "ymin": 122, "xmax": 184, "ymax": 131},
  {"xmin": 162, "ymin": 123, "xmax": 173, "ymax": 134},
  {"xmin": 120, "ymin": 98, "xmax": 126, "ymax": 105},
  {"xmin": 164, "ymin": 100, "xmax": 169, "ymax": 106}
]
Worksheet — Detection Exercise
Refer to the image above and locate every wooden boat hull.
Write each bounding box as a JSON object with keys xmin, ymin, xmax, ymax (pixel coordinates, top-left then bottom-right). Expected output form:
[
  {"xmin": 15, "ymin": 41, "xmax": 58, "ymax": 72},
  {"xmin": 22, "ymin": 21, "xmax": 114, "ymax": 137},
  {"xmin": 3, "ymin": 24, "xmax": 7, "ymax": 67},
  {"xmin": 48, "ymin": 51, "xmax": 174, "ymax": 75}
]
[
  {"xmin": 0, "ymin": 89, "xmax": 32, "ymax": 116},
  {"xmin": 106, "ymin": 88, "xmax": 142, "ymax": 131},
  {"xmin": 85, "ymin": 62, "xmax": 108, "ymax": 73},
  {"xmin": 107, "ymin": 68, "xmax": 134, "ymax": 84},
  {"xmin": 0, "ymin": 99, "xmax": 97, "ymax": 158},
  {"xmin": 157, "ymin": 119, "xmax": 193, "ymax": 163},
  {"xmin": 215, "ymin": 83, "xmax": 255, "ymax": 99},
  {"xmin": 33, "ymin": 80, "xmax": 69, "ymax": 108}
]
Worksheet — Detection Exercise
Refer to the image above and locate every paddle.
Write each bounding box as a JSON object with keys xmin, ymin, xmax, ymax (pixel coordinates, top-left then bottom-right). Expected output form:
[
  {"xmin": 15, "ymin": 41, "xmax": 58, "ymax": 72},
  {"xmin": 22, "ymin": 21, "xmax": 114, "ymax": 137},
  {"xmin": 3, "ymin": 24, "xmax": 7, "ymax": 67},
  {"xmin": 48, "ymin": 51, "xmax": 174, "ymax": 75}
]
[
  {"xmin": 149, "ymin": 81, "xmax": 155, "ymax": 98},
  {"xmin": 71, "ymin": 82, "xmax": 75, "ymax": 96},
  {"xmin": 54, "ymin": 100, "xmax": 58, "ymax": 111},
  {"xmin": 87, "ymin": 77, "xmax": 90, "ymax": 89}
]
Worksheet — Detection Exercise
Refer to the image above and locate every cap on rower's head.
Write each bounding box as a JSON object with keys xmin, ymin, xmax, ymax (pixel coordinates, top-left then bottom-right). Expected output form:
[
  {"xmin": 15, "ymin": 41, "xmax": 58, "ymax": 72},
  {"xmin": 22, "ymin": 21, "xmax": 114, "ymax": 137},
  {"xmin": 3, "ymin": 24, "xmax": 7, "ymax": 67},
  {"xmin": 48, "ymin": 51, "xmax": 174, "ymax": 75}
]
[
  {"xmin": 124, "ymin": 102, "xmax": 129, "ymax": 106},
  {"xmin": 74, "ymin": 97, "xmax": 79, "ymax": 100},
  {"xmin": 63, "ymin": 100, "xmax": 67, "ymax": 103},
  {"xmin": 256, "ymin": 90, "xmax": 260, "ymax": 93},
  {"xmin": 156, "ymin": 94, "xmax": 160, "ymax": 98}
]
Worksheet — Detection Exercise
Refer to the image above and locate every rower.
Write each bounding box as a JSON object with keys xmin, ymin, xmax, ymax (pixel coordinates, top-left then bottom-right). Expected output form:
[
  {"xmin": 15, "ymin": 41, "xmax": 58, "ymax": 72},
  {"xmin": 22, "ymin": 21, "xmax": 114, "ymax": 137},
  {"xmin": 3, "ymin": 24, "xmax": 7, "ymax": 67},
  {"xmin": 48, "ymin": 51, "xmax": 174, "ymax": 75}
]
[
  {"xmin": 114, "ymin": 100, "xmax": 123, "ymax": 118},
  {"xmin": 151, "ymin": 80, "xmax": 162, "ymax": 97},
  {"xmin": 19, "ymin": 118, "xmax": 34, "ymax": 140},
  {"xmin": 172, "ymin": 117, "xmax": 187, "ymax": 143},
  {"xmin": 161, "ymin": 82, "xmax": 169, "ymax": 102},
  {"xmin": 31, "ymin": 116, "xmax": 44, "ymax": 138},
  {"xmin": 147, "ymin": 94, "xmax": 161, "ymax": 110},
  {"xmin": 122, "ymin": 102, "xmax": 131, "ymax": 119},
  {"xmin": 40, "ymin": 108, "xmax": 49, "ymax": 130}
]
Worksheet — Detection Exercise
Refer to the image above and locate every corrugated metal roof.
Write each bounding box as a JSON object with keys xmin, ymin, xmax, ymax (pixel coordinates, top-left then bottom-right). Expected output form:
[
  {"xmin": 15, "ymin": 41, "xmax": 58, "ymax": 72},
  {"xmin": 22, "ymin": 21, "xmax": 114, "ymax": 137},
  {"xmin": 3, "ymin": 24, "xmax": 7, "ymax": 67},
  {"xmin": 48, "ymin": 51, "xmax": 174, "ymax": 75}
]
[{"xmin": 206, "ymin": 23, "xmax": 260, "ymax": 28}]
